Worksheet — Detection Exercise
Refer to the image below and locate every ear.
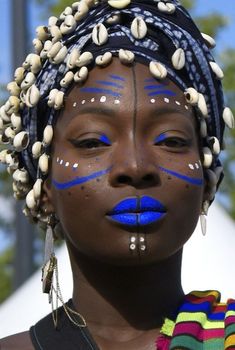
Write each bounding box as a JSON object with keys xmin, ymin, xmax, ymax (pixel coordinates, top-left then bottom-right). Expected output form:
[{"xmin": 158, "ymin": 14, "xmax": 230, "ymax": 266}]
[{"xmin": 41, "ymin": 177, "xmax": 55, "ymax": 215}]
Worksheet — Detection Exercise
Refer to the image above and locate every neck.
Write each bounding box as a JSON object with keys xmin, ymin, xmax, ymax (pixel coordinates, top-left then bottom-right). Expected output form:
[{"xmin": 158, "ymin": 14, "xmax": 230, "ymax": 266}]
[{"xmin": 68, "ymin": 247, "xmax": 184, "ymax": 330}]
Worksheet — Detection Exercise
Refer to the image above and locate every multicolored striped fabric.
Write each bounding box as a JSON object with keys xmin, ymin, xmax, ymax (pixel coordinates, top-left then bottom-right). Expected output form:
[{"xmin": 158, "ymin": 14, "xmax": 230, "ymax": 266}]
[{"xmin": 157, "ymin": 291, "xmax": 235, "ymax": 350}]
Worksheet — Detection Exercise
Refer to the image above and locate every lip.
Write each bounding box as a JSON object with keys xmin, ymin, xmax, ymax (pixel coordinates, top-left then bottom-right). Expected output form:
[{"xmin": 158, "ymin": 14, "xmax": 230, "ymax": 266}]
[{"xmin": 107, "ymin": 196, "xmax": 167, "ymax": 227}]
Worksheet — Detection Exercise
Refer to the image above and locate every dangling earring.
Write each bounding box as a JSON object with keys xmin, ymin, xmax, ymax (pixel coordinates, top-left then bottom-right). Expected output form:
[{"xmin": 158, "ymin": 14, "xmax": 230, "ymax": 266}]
[{"xmin": 200, "ymin": 201, "xmax": 210, "ymax": 236}]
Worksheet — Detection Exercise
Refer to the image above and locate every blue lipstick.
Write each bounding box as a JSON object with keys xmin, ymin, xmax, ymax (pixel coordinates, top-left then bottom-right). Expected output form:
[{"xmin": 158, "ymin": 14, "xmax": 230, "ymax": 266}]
[{"xmin": 107, "ymin": 196, "xmax": 166, "ymax": 227}]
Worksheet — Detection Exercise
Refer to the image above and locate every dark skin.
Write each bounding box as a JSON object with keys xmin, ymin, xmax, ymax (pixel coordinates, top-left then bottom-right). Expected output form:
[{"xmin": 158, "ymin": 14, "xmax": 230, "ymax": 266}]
[{"xmin": 0, "ymin": 60, "xmax": 208, "ymax": 349}]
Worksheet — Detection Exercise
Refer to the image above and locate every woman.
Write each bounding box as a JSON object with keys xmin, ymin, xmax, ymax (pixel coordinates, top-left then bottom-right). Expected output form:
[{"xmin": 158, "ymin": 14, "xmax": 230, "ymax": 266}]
[{"xmin": 0, "ymin": 0, "xmax": 234, "ymax": 349}]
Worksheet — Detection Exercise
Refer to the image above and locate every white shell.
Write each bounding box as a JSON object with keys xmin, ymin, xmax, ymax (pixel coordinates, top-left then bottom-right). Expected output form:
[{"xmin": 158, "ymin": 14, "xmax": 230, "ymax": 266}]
[
  {"xmin": 76, "ymin": 51, "xmax": 93, "ymax": 67},
  {"xmin": 21, "ymin": 72, "xmax": 36, "ymax": 90},
  {"xmin": 206, "ymin": 169, "xmax": 218, "ymax": 188},
  {"xmin": 184, "ymin": 87, "xmax": 199, "ymax": 105},
  {"xmin": 201, "ymin": 32, "xmax": 216, "ymax": 49},
  {"xmin": 60, "ymin": 6, "xmax": 73, "ymax": 20},
  {"xmin": 60, "ymin": 15, "xmax": 77, "ymax": 35},
  {"xmin": 40, "ymin": 40, "xmax": 53, "ymax": 59},
  {"xmin": 32, "ymin": 141, "xmax": 43, "ymax": 159},
  {"xmin": 108, "ymin": 0, "xmax": 131, "ymax": 9},
  {"xmin": 0, "ymin": 117, "xmax": 4, "ymax": 130},
  {"xmin": 43, "ymin": 125, "xmax": 54, "ymax": 146},
  {"xmin": 131, "ymin": 17, "xmax": 148, "ymax": 40},
  {"xmin": 172, "ymin": 48, "xmax": 185, "ymax": 70},
  {"xmin": 50, "ymin": 26, "xmax": 62, "ymax": 43},
  {"xmin": 47, "ymin": 42, "xmax": 63, "ymax": 58},
  {"xmin": 92, "ymin": 23, "xmax": 108, "ymax": 46},
  {"xmin": 200, "ymin": 214, "xmax": 207, "ymax": 236},
  {"xmin": 13, "ymin": 131, "xmax": 29, "ymax": 152},
  {"xmin": 33, "ymin": 39, "xmax": 43, "ymax": 54},
  {"xmin": 74, "ymin": 1, "xmax": 89, "ymax": 21},
  {"xmin": 67, "ymin": 48, "xmax": 80, "ymax": 69},
  {"xmin": 208, "ymin": 136, "xmax": 220, "ymax": 155},
  {"xmin": 13, "ymin": 169, "xmax": 29, "ymax": 184},
  {"xmin": 23, "ymin": 54, "xmax": 42, "ymax": 74},
  {"xmin": 60, "ymin": 71, "xmax": 74, "ymax": 88},
  {"xmin": 14, "ymin": 67, "xmax": 25, "ymax": 84},
  {"xmin": 0, "ymin": 150, "xmax": 9, "ymax": 163},
  {"xmin": 4, "ymin": 126, "xmax": 16, "ymax": 140},
  {"xmin": 119, "ymin": 49, "xmax": 135, "ymax": 65},
  {"xmin": 6, "ymin": 153, "xmax": 19, "ymax": 170},
  {"xmin": 7, "ymin": 82, "xmax": 20, "ymax": 97},
  {"xmin": 33, "ymin": 179, "xmax": 43, "ymax": 200},
  {"xmin": 48, "ymin": 89, "xmax": 59, "ymax": 108},
  {"xmin": 203, "ymin": 147, "xmax": 213, "ymax": 168},
  {"xmin": 26, "ymin": 190, "xmax": 37, "ymax": 210},
  {"xmin": 96, "ymin": 52, "xmax": 113, "ymax": 66},
  {"xmin": 197, "ymin": 93, "xmax": 208, "ymax": 118},
  {"xmin": 36, "ymin": 26, "xmax": 50, "ymax": 41},
  {"xmin": 39, "ymin": 153, "xmax": 49, "ymax": 174},
  {"xmin": 49, "ymin": 46, "xmax": 68, "ymax": 64},
  {"xmin": 54, "ymin": 91, "xmax": 65, "ymax": 110},
  {"xmin": 0, "ymin": 105, "xmax": 11, "ymax": 123},
  {"xmin": 74, "ymin": 66, "xmax": 89, "ymax": 83},
  {"xmin": 223, "ymin": 107, "xmax": 235, "ymax": 129},
  {"xmin": 11, "ymin": 113, "xmax": 22, "ymax": 132},
  {"xmin": 209, "ymin": 61, "xmax": 224, "ymax": 80},
  {"xmin": 158, "ymin": 2, "xmax": 176, "ymax": 14},
  {"xmin": 106, "ymin": 14, "xmax": 121, "ymax": 25},
  {"xmin": 5, "ymin": 96, "xmax": 20, "ymax": 114},
  {"xmin": 48, "ymin": 16, "xmax": 58, "ymax": 28},
  {"xmin": 149, "ymin": 61, "xmax": 167, "ymax": 79},
  {"xmin": 25, "ymin": 85, "xmax": 40, "ymax": 108}
]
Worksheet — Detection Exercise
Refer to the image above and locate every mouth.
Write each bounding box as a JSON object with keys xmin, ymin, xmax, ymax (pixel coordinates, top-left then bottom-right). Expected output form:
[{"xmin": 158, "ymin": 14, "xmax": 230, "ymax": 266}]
[{"xmin": 107, "ymin": 196, "xmax": 167, "ymax": 227}]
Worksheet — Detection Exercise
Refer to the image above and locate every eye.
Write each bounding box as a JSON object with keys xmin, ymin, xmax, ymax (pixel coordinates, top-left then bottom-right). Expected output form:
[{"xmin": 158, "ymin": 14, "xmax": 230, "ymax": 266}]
[
  {"xmin": 154, "ymin": 136, "xmax": 189, "ymax": 148},
  {"xmin": 70, "ymin": 137, "xmax": 111, "ymax": 149}
]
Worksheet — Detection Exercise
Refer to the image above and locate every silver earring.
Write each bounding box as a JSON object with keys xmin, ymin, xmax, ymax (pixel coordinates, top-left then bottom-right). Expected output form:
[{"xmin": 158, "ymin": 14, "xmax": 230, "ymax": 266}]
[{"xmin": 200, "ymin": 201, "xmax": 210, "ymax": 236}]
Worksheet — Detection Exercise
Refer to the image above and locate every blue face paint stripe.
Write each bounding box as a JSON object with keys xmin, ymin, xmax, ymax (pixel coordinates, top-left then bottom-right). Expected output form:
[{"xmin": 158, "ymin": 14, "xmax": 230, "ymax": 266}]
[
  {"xmin": 80, "ymin": 87, "xmax": 122, "ymax": 97},
  {"xmin": 159, "ymin": 167, "xmax": 203, "ymax": 186},
  {"xmin": 109, "ymin": 74, "xmax": 125, "ymax": 81},
  {"xmin": 154, "ymin": 133, "xmax": 167, "ymax": 143},
  {"xmin": 96, "ymin": 81, "xmax": 124, "ymax": 89},
  {"xmin": 144, "ymin": 85, "xmax": 168, "ymax": 90},
  {"xmin": 52, "ymin": 167, "xmax": 112, "ymax": 190},
  {"xmin": 99, "ymin": 134, "xmax": 111, "ymax": 145},
  {"xmin": 148, "ymin": 90, "xmax": 176, "ymax": 97}
]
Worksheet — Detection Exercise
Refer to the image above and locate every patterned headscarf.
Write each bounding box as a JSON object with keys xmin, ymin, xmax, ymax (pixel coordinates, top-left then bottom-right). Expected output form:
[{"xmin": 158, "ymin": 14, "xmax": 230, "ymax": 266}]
[{"xmin": 0, "ymin": 0, "xmax": 234, "ymax": 223}]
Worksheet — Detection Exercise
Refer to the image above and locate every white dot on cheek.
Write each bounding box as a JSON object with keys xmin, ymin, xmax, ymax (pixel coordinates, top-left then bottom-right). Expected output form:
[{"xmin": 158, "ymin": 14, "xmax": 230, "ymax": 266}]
[
  {"xmin": 73, "ymin": 163, "xmax": 78, "ymax": 169},
  {"xmin": 65, "ymin": 162, "xmax": 70, "ymax": 167},
  {"xmin": 189, "ymin": 164, "xmax": 194, "ymax": 170},
  {"xmin": 73, "ymin": 102, "xmax": 77, "ymax": 107}
]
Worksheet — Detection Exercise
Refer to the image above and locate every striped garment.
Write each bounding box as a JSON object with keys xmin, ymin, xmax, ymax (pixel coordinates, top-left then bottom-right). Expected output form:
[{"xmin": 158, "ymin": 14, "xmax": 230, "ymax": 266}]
[{"xmin": 157, "ymin": 291, "xmax": 235, "ymax": 350}]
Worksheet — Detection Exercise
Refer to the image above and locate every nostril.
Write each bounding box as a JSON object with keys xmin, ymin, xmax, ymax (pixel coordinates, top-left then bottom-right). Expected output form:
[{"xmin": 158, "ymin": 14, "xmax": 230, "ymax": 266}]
[
  {"xmin": 142, "ymin": 174, "xmax": 155, "ymax": 182},
  {"xmin": 117, "ymin": 175, "xmax": 132, "ymax": 184}
]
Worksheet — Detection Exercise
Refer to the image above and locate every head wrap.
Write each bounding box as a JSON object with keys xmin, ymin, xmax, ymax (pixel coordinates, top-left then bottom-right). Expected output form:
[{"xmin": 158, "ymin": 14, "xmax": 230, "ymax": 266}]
[{"xmin": 0, "ymin": 0, "xmax": 234, "ymax": 223}]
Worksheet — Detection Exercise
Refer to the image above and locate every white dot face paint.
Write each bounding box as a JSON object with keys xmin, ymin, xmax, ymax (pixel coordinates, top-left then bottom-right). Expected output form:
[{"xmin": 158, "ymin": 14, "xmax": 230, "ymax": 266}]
[
  {"xmin": 151, "ymin": 99, "xmax": 156, "ymax": 104},
  {"xmin": 56, "ymin": 157, "xmax": 79, "ymax": 171},
  {"xmin": 82, "ymin": 100, "xmax": 86, "ymax": 105},
  {"xmin": 185, "ymin": 105, "xmax": 189, "ymax": 110},
  {"xmin": 114, "ymin": 99, "xmax": 120, "ymax": 105},
  {"xmin": 100, "ymin": 96, "xmax": 107, "ymax": 103},
  {"xmin": 73, "ymin": 102, "xmax": 77, "ymax": 107},
  {"xmin": 60, "ymin": 159, "xmax": 64, "ymax": 165},
  {"xmin": 189, "ymin": 164, "xmax": 194, "ymax": 170},
  {"xmin": 175, "ymin": 100, "xmax": 181, "ymax": 106},
  {"xmin": 188, "ymin": 161, "xmax": 201, "ymax": 171},
  {"xmin": 164, "ymin": 98, "xmax": 170, "ymax": 103},
  {"xmin": 65, "ymin": 162, "xmax": 70, "ymax": 167},
  {"xmin": 91, "ymin": 98, "xmax": 95, "ymax": 103},
  {"xmin": 73, "ymin": 163, "xmax": 79, "ymax": 170}
]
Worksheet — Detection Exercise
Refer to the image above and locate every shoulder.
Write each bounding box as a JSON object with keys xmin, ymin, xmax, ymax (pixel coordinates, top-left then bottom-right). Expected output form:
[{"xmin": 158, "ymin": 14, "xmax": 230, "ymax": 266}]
[{"xmin": 0, "ymin": 331, "xmax": 34, "ymax": 350}]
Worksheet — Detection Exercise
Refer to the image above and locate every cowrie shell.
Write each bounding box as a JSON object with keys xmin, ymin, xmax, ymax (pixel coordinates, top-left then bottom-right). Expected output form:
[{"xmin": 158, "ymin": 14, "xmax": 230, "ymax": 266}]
[
  {"xmin": 11, "ymin": 113, "xmax": 22, "ymax": 132},
  {"xmin": 7, "ymin": 82, "xmax": 20, "ymax": 97},
  {"xmin": 74, "ymin": 66, "xmax": 89, "ymax": 83},
  {"xmin": 21, "ymin": 72, "xmax": 36, "ymax": 90},
  {"xmin": 208, "ymin": 136, "xmax": 220, "ymax": 155},
  {"xmin": 0, "ymin": 150, "xmax": 9, "ymax": 163},
  {"xmin": 76, "ymin": 51, "xmax": 93, "ymax": 67},
  {"xmin": 40, "ymin": 40, "xmax": 53, "ymax": 59},
  {"xmin": 131, "ymin": 17, "xmax": 148, "ymax": 40},
  {"xmin": 184, "ymin": 87, "xmax": 199, "ymax": 105},
  {"xmin": 67, "ymin": 48, "xmax": 80, "ymax": 69},
  {"xmin": 26, "ymin": 190, "xmax": 37, "ymax": 210},
  {"xmin": 33, "ymin": 39, "xmax": 43, "ymax": 54},
  {"xmin": 48, "ymin": 16, "xmax": 58, "ymax": 28},
  {"xmin": 5, "ymin": 96, "xmax": 20, "ymax": 114},
  {"xmin": 60, "ymin": 71, "xmax": 74, "ymax": 88},
  {"xmin": 60, "ymin": 6, "xmax": 73, "ymax": 20},
  {"xmin": 25, "ymin": 85, "xmax": 40, "ymax": 108},
  {"xmin": 203, "ymin": 147, "xmax": 213, "ymax": 168},
  {"xmin": 108, "ymin": 0, "xmax": 131, "ymax": 9},
  {"xmin": 36, "ymin": 26, "xmax": 50, "ymax": 41},
  {"xmin": 48, "ymin": 89, "xmax": 59, "ymax": 107},
  {"xmin": 60, "ymin": 15, "xmax": 77, "ymax": 35},
  {"xmin": 106, "ymin": 14, "xmax": 121, "ymax": 25},
  {"xmin": 209, "ymin": 61, "xmax": 224, "ymax": 80},
  {"xmin": 49, "ymin": 46, "xmax": 68, "ymax": 64},
  {"xmin": 96, "ymin": 52, "xmax": 112, "ymax": 67},
  {"xmin": 158, "ymin": 2, "xmax": 176, "ymax": 14},
  {"xmin": 13, "ymin": 131, "xmax": 30, "ymax": 152},
  {"xmin": 23, "ymin": 54, "xmax": 42, "ymax": 74},
  {"xmin": 197, "ymin": 93, "xmax": 208, "ymax": 118},
  {"xmin": 33, "ymin": 179, "xmax": 43, "ymax": 200},
  {"xmin": 201, "ymin": 32, "xmax": 216, "ymax": 49},
  {"xmin": 206, "ymin": 169, "xmax": 218, "ymax": 188},
  {"xmin": 50, "ymin": 26, "xmax": 62, "ymax": 43},
  {"xmin": 54, "ymin": 91, "xmax": 65, "ymax": 110},
  {"xmin": 74, "ymin": 2, "xmax": 89, "ymax": 21},
  {"xmin": 14, "ymin": 67, "xmax": 25, "ymax": 84},
  {"xmin": 0, "ymin": 132, "xmax": 10, "ymax": 144},
  {"xmin": 0, "ymin": 118, "xmax": 4, "ymax": 130},
  {"xmin": 223, "ymin": 107, "xmax": 234, "ymax": 129},
  {"xmin": 6, "ymin": 153, "xmax": 19, "ymax": 170},
  {"xmin": 32, "ymin": 141, "xmax": 43, "ymax": 159},
  {"xmin": 83, "ymin": 0, "xmax": 95, "ymax": 7},
  {"xmin": 119, "ymin": 49, "xmax": 135, "ymax": 65},
  {"xmin": 39, "ymin": 153, "xmax": 49, "ymax": 174},
  {"xmin": 4, "ymin": 127, "xmax": 16, "ymax": 140},
  {"xmin": 13, "ymin": 169, "xmax": 29, "ymax": 184},
  {"xmin": 0, "ymin": 105, "xmax": 11, "ymax": 123},
  {"xmin": 47, "ymin": 42, "xmax": 63, "ymax": 58},
  {"xmin": 172, "ymin": 48, "xmax": 185, "ymax": 70},
  {"xmin": 43, "ymin": 125, "xmax": 54, "ymax": 146},
  {"xmin": 92, "ymin": 23, "xmax": 108, "ymax": 46},
  {"xmin": 149, "ymin": 61, "xmax": 167, "ymax": 79}
]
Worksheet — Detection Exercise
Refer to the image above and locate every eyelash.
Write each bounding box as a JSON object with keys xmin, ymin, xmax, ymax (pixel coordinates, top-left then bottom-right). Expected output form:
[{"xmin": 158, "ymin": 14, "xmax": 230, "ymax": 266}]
[
  {"xmin": 70, "ymin": 138, "xmax": 111, "ymax": 149},
  {"xmin": 154, "ymin": 137, "xmax": 189, "ymax": 148}
]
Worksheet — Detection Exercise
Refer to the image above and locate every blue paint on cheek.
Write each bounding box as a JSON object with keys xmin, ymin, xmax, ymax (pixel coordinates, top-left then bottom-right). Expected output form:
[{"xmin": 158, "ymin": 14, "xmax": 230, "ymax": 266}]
[
  {"xmin": 99, "ymin": 134, "xmax": 112, "ymax": 145},
  {"xmin": 52, "ymin": 167, "xmax": 112, "ymax": 190},
  {"xmin": 154, "ymin": 133, "xmax": 167, "ymax": 144},
  {"xmin": 159, "ymin": 167, "xmax": 203, "ymax": 186}
]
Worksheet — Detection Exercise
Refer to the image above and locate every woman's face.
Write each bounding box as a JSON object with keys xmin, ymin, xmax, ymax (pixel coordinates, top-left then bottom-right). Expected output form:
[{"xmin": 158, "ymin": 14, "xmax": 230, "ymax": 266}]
[{"xmin": 46, "ymin": 59, "xmax": 205, "ymax": 265}]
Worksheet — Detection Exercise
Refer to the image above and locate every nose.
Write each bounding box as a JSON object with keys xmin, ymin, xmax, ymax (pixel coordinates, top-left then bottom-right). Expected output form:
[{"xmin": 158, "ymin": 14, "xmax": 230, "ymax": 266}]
[{"xmin": 109, "ymin": 143, "xmax": 160, "ymax": 188}]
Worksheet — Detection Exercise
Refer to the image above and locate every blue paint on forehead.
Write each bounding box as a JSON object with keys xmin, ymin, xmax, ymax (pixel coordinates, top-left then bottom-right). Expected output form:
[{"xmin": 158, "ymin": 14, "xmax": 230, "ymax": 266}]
[
  {"xmin": 109, "ymin": 74, "xmax": 126, "ymax": 82},
  {"xmin": 96, "ymin": 80, "xmax": 124, "ymax": 89},
  {"xmin": 148, "ymin": 90, "xmax": 176, "ymax": 97},
  {"xmin": 52, "ymin": 167, "xmax": 112, "ymax": 190},
  {"xmin": 145, "ymin": 85, "xmax": 168, "ymax": 90},
  {"xmin": 99, "ymin": 134, "xmax": 112, "ymax": 145},
  {"xmin": 80, "ymin": 87, "xmax": 122, "ymax": 97},
  {"xmin": 159, "ymin": 167, "xmax": 203, "ymax": 186}
]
